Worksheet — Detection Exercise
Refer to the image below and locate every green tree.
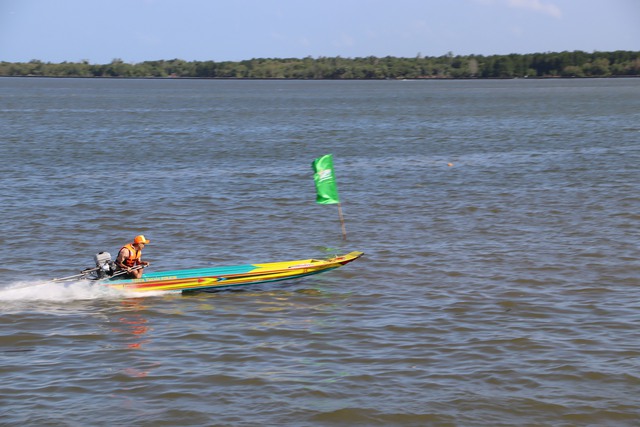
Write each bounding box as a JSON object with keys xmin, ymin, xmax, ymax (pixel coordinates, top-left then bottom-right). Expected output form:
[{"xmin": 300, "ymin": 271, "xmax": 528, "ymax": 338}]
[
  {"xmin": 589, "ymin": 58, "xmax": 611, "ymax": 76},
  {"xmin": 0, "ymin": 50, "xmax": 638, "ymax": 79},
  {"xmin": 561, "ymin": 65, "xmax": 585, "ymax": 77}
]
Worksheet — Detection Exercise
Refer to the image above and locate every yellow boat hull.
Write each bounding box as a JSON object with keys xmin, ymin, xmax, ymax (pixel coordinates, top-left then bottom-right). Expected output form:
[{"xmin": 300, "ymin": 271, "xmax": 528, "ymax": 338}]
[{"xmin": 106, "ymin": 251, "xmax": 364, "ymax": 293}]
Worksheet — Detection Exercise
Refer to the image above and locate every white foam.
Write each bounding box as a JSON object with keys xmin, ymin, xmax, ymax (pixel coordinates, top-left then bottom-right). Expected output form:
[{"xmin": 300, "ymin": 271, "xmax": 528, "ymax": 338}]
[{"xmin": 0, "ymin": 280, "xmax": 161, "ymax": 302}]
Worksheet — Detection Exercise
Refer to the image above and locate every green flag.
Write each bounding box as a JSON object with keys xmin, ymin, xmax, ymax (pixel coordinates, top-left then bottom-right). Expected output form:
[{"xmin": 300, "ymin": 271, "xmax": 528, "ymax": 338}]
[{"xmin": 312, "ymin": 154, "xmax": 340, "ymax": 205}]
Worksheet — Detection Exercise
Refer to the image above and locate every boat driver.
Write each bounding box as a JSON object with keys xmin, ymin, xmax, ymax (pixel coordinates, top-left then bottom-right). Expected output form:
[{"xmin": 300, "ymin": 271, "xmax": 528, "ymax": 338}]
[{"xmin": 115, "ymin": 235, "xmax": 151, "ymax": 279}]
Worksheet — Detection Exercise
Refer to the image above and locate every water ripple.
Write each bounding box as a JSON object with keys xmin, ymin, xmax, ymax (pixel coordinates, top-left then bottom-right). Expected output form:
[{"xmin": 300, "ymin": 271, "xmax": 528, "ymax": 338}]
[{"xmin": 1, "ymin": 78, "xmax": 640, "ymax": 426}]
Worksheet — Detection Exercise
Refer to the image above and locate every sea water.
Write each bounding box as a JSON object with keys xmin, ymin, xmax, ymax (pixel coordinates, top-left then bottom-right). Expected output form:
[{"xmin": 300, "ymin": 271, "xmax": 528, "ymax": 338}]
[{"xmin": 1, "ymin": 77, "xmax": 639, "ymax": 426}]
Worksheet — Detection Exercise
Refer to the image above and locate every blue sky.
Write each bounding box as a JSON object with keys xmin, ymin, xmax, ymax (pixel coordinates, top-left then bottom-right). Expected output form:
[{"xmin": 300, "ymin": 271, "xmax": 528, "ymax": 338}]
[{"xmin": 1, "ymin": 0, "xmax": 638, "ymax": 63}]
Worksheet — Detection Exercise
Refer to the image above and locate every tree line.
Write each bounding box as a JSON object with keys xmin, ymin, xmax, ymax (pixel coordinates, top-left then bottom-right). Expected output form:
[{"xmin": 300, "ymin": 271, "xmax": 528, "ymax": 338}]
[{"xmin": 1, "ymin": 51, "xmax": 639, "ymax": 79}]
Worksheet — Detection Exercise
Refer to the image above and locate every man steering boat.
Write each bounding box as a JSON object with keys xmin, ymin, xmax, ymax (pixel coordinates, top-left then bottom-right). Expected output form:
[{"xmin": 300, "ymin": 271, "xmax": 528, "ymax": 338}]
[{"xmin": 115, "ymin": 235, "xmax": 151, "ymax": 279}]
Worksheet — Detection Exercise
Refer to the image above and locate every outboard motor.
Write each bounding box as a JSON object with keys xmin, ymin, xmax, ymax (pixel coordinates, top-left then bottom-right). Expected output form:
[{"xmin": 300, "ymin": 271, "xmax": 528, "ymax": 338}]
[{"xmin": 93, "ymin": 251, "xmax": 117, "ymax": 279}]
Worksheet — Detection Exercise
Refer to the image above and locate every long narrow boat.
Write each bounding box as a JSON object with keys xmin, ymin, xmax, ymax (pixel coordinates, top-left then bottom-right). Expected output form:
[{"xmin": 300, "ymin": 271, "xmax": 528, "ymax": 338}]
[{"xmin": 104, "ymin": 251, "xmax": 364, "ymax": 293}]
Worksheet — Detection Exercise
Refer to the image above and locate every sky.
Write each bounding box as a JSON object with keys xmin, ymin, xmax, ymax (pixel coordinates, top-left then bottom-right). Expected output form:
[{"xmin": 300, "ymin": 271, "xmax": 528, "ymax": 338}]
[{"xmin": 1, "ymin": 0, "xmax": 639, "ymax": 64}]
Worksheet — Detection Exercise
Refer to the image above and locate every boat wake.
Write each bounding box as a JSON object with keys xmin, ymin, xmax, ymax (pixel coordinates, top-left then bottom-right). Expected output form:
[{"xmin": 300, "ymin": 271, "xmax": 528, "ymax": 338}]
[{"xmin": 0, "ymin": 280, "xmax": 154, "ymax": 302}]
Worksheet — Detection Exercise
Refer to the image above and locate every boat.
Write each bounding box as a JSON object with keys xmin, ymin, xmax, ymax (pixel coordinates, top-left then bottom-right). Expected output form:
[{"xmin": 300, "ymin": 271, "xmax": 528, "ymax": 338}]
[{"xmin": 54, "ymin": 251, "xmax": 364, "ymax": 293}]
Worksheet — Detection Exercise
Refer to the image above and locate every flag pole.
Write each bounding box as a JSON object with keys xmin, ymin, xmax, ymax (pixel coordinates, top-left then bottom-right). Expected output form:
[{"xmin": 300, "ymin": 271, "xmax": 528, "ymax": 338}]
[{"xmin": 337, "ymin": 203, "xmax": 347, "ymax": 240}]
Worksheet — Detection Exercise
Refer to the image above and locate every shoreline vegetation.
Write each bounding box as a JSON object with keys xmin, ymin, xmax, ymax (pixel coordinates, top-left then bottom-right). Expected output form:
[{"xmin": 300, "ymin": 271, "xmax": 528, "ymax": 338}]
[{"xmin": 2, "ymin": 51, "xmax": 639, "ymax": 80}]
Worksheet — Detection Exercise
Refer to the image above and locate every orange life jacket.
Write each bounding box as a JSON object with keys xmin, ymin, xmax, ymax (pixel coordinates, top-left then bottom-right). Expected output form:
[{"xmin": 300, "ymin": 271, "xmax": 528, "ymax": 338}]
[{"xmin": 119, "ymin": 243, "xmax": 141, "ymax": 268}]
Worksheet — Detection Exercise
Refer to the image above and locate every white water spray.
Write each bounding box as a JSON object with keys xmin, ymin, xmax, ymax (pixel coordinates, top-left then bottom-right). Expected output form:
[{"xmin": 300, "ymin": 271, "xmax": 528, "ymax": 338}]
[{"xmin": 0, "ymin": 280, "xmax": 158, "ymax": 302}]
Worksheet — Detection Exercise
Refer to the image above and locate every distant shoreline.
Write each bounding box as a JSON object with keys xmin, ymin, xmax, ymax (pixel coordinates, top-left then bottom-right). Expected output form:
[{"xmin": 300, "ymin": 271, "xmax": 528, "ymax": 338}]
[
  {"xmin": 2, "ymin": 74, "xmax": 639, "ymax": 81},
  {"xmin": 2, "ymin": 51, "xmax": 639, "ymax": 79}
]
